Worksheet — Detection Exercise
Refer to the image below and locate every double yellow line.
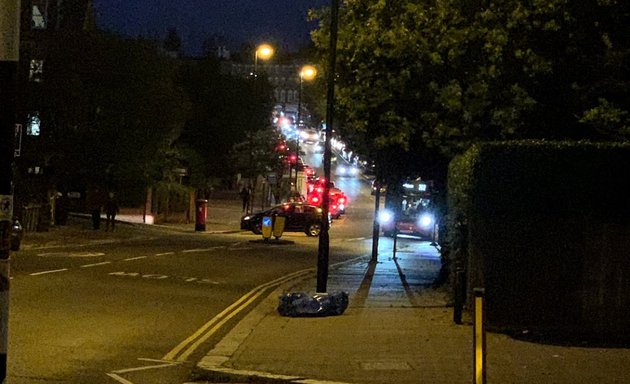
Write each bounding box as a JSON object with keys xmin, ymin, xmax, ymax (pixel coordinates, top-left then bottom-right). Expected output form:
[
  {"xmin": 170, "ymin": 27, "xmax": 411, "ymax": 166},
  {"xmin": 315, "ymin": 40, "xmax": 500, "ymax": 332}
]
[{"xmin": 163, "ymin": 268, "xmax": 315, "ymax": 362}]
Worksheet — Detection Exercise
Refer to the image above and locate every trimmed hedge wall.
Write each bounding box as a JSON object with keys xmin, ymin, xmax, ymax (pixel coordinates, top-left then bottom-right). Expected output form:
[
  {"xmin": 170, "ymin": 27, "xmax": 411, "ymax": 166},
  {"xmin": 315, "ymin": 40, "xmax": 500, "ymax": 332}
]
[{"xmin": 448, "ymin": 140, "xmax": 630, "ymax": 338}]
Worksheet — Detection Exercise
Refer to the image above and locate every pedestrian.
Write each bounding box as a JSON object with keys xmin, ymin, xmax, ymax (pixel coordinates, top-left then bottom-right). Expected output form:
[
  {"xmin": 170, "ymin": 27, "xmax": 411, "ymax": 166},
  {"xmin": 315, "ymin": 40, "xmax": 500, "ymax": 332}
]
[
  {"xmin": 240, "ymin": 186, "xmax": 250, "ymax": 212},
  {"xmin": 86, "ymin": 188, "xmax": 104, "ymax": 230},
  {"xmin": 104, "ymin": 192, "xmax": 119, "ymax": 231}
]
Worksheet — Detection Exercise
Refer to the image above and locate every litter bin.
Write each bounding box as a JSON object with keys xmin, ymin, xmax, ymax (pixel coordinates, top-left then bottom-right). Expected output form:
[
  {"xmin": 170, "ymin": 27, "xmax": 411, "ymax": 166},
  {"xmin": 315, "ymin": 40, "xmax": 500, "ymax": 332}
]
[{"xmin": 195, "ymin": 199, "xmax": 208, "ymax": 231}]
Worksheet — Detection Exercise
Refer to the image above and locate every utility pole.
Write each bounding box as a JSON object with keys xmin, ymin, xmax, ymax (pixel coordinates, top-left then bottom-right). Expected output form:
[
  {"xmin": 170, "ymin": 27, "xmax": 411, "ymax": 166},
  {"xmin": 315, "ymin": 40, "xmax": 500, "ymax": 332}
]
[
  {"xmin": 0, "ymin": 1, "xmax": 20, "ymax": 382},
  {"xmin": 316, "ymin": 0, "xmax": 339, "ymax": 293}
]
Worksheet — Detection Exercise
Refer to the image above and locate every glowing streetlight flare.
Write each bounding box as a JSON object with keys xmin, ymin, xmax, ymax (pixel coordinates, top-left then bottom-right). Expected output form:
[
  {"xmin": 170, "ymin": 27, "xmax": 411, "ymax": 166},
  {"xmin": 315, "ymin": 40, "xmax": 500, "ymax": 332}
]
[
  {"xmin": 300, "ymin": 65, "xmax": 317, "ymax": 81},
  {"xmin": 256, "ymin": 44, "xmax": 274, "ymax": 60}
]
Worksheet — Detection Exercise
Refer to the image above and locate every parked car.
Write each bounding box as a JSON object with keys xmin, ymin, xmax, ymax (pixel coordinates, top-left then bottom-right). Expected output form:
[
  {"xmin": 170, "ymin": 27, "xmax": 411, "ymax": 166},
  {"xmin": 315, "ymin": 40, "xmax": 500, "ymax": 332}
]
[{"xmin": 241, "ymin": 202, "xmax": 326, "ymax": 237}]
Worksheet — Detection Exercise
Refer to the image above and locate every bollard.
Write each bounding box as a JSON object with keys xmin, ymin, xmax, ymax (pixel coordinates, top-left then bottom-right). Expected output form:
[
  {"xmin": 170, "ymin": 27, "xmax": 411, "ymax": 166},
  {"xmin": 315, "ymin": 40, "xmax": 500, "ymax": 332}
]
[
  {"xmin": 473, "ymin": 288, "xmax": 486, "ymax": 384},
  {"xmin": 272, "ymin": 215, "xmax": 286, "ymax": 239},
  {"xmin": 261, "ymin": 216, "xmax": 273, "ymax": 240}
]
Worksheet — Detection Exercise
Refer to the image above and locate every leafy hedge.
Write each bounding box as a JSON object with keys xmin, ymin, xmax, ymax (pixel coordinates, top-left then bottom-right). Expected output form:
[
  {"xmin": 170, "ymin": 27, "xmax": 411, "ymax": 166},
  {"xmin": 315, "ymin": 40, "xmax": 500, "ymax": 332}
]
[{"xmin": 446, "ymin": 140, "xmax": 630, "ymax": 336}]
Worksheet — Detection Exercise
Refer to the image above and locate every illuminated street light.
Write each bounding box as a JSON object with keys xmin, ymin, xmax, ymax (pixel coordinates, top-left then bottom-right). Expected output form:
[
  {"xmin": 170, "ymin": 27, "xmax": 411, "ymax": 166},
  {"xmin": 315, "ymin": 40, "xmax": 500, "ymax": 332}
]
[
  {"xmin": 294, "ymin": 65, "xmax": 318, "ymax": 191},
  {"xmin": 254, "ymin": 43, "xmax": 274, "ymax": 78},
  {"xmin": 247, "ymin": 43, "xmax": 274, "ymax": 214}
]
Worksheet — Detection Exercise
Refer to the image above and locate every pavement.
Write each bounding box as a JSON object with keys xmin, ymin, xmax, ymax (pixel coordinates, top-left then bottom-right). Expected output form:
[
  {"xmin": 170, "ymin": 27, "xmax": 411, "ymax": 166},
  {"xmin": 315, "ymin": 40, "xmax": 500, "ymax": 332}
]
[{"xmin": 14, "ymin": 195, "xmax": 630, "ymax": 384}]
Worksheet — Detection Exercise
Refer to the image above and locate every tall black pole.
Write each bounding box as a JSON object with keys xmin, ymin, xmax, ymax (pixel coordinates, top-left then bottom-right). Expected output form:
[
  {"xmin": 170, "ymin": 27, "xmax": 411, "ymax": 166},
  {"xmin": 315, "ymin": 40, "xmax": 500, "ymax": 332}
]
[
  {"xmin": 317, "ymin": 0, "xmax": 339, "ymax": 293},
  {"xmin": 0, "ymin": 2, "xmax": 20, "ymax": 381},
  {"xmin": 295, "ymin": 75, "xmax": 302, "ymax": 191},
  {"xmin": 371, "ymin": 183, "xmax": 381, "ymax": 262}
]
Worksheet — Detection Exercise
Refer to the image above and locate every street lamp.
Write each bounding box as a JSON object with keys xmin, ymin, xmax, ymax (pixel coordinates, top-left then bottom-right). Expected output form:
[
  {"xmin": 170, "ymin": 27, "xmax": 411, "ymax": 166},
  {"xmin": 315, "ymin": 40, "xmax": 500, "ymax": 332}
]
[
  {"xmin": 247, "ymin": 43, "xmax": 274, "ymax": 214},
  {"xmin": 254, "ymin": 43, "xmax": 274, "ymax": 78},
  {"xmin": 294, "ymin": 65, "xmax": 317, "ymax": 192}
]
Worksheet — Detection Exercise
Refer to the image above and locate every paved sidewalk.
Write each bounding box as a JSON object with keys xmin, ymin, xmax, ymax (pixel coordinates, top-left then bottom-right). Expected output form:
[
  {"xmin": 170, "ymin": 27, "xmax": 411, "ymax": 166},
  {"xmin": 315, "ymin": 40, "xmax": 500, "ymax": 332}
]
[
  {"xmin": 17, "ymin": 197, "xmax": 247, "ymax": 251},
  {"xmin": 191, "ymin": 243, "xmax": 630, "ymax": 384}
]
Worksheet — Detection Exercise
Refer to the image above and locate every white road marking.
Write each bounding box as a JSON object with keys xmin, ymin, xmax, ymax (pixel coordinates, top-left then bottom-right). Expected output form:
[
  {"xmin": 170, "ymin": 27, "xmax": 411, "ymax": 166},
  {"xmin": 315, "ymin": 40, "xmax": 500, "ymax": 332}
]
[
  {"xmin": 108, "ymin": 271, "xmax": 220, "ymax": 284},
  {"xmin": 155, "ymin": 252, "xmax": 174, "ymax": 256},
  {"xmin": 142, "ymin": 274, "xmax": 168, "ymax": 280},
  {"xmin": 229, "ymin": 247, "xmax": 253, "ymax": 251},
  {"xmin": 38, "ymin": 251, "xmax": 106, "ymax": 257},
  {"xmin": 109, "ymin": 271, "xmax": 140, "ymax": 277},
  {"xmin": 182, "ymin": 246, "xmax": 225, "ymax": 253},
  {"xmin": 124, "ymin": 256, "xmax": 147, "ymax": 261},
  {"xmin": 30, "ymin": 268, "xmax": 68, "ymax": 276},
  {"xmin": 105, "ymin": 373, "xmax": 135, "ymax": 384},
  {"xmin": 81, "ymin": 261, "xmax": 112, "ymax": 268},
  {"xmin": 111, "ymin": 361, "xmax": 177, "ymax": 374}
]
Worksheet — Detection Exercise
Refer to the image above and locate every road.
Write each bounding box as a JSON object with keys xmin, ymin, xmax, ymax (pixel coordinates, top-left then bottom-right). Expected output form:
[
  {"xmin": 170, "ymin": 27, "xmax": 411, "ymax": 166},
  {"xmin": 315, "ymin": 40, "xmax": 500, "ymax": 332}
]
[
  {"xmin": 6, "ymin": 174, "xmax": 371, "ymax": 382},
  {"xmin": 7, "ymin": 149, "xmax": 424, "ymax": 383}
]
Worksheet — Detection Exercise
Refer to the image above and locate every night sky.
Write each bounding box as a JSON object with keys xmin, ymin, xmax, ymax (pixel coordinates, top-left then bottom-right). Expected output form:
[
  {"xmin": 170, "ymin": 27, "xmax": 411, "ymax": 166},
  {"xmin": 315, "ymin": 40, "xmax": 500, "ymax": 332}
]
[{"xmin": 93, "ymin": 0, "xmax": 330, "ymax": 56}]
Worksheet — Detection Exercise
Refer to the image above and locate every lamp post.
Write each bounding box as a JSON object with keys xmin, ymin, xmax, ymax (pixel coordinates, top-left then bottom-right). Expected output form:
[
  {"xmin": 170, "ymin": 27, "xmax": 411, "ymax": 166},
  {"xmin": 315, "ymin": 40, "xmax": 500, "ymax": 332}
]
[
  {"xmin": 317, "ymin": 0, "xmax": 340, "ymax": 294},
  {"xmin": 294, "ymin": 65, "xmax": 317, "ymax": 192},
  {"xmin": 254, "ymin": 43, "xmax": 274, "ymax": 78},
  {"xmin": 247, "ymin": 44, "xmax": 274, "ymax": 214}
]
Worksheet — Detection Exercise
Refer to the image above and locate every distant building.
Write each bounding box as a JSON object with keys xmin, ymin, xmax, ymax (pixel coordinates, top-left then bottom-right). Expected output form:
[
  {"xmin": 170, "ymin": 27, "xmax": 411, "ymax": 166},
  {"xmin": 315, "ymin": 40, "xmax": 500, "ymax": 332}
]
[
  {"xmin": 226, "ymin": 62, "xmax": 301, "ymax": 107},
  {"xmin": 18, "ymin": 0, "xmax": 96, "ymax": 140}
]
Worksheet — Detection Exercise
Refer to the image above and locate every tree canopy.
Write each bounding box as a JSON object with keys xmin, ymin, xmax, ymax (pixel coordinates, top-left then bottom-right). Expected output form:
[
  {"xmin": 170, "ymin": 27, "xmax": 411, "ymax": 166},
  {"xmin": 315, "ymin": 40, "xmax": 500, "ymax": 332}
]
[
  {"xmin": 177, "ymin": 57, "xmax": 276, "ymax": 190},
  {"xmin": 311, "ymin": 0, "xmax": 630, "ymax": 184},
  {"xmin": 22, "ymin": 31, "xmax": 188, "ymax": 205}
]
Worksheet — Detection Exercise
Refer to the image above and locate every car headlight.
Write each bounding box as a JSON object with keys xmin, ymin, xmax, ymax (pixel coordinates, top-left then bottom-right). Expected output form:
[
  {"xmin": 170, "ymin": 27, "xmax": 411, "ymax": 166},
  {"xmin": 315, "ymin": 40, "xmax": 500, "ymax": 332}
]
[
  {"xmin": 378, "ymin": 210, "xmax": 394, "ymax": 224},
  {"xmin": 242, "ymin": 216, "xmax": 251, "ymax": 221},
  {"xmin": 418, "ymin": 213, "xmax": 434, "ymax": 229}
]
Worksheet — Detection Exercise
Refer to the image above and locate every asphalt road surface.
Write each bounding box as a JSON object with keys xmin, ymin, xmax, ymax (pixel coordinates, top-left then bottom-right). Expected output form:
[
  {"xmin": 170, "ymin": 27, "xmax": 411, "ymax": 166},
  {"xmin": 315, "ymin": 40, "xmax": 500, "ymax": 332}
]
[
  {"xmin": 6, "ymin": 187, "xmax": 348, "ymax": 382},
  {"xmin": 7, "ymin": 158, "xmax": 424, "ymax": 383}
]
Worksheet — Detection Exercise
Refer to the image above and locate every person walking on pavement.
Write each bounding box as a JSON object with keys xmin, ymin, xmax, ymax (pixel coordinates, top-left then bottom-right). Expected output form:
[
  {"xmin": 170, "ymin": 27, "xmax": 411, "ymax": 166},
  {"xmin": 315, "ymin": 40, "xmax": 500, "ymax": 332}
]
[
  {"xmin": 240, "ymin": 186, "xmax": 250, "ymax": 213},
  {"xmin": 104, "ymin": 192, "xmax": 119, "ymax": 231},
  {"xmin": 86, "ymin": 188, "xmax": 104, "ymax": 230}
]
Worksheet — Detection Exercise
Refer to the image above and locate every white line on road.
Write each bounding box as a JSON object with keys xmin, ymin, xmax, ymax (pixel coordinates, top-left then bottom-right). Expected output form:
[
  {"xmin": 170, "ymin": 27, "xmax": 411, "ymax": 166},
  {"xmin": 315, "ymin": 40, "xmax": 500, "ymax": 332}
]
[
  {"xmin": 111, "ymin": 361, "xmax": 178, "ymax": 374},
  {"xmin": 345, "ymin": 237, "xmax": 366, "ymax": 242},
  {"xmin": 30, "ymin": 268, "xmax": 68, "ymax": 276},
  {"xmin": 155, "ymin": 252, "xmax": 174, "ymax": 256},
  {"xmin": 105, "ymin": 373, "xmax": 135, "ymax": 384},
  {"xmin": 124, "ymin": 256, "xmax": 147, "ymax": 261},
  {"xmin": 182, "ymin": 246, "xmax": 225, "ymax": 253},
  {"xmin": 81, "ymin": 261, "xmax": 112, "ymax": 268}
]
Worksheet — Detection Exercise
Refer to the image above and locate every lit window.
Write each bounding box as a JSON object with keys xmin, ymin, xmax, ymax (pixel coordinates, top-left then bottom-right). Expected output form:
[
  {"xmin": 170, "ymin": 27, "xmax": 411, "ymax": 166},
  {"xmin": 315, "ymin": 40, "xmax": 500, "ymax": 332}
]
[
  {"xmin": 27, "ymin": 113, "xmax": 41, "ymax": 136},
  {"xmin": 32, "ymin": 2, "xmax": 48, "ymax": 29},
  {"xmin": 29, "ymin": 59, "xmax": 44, "ymax": 82}
]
